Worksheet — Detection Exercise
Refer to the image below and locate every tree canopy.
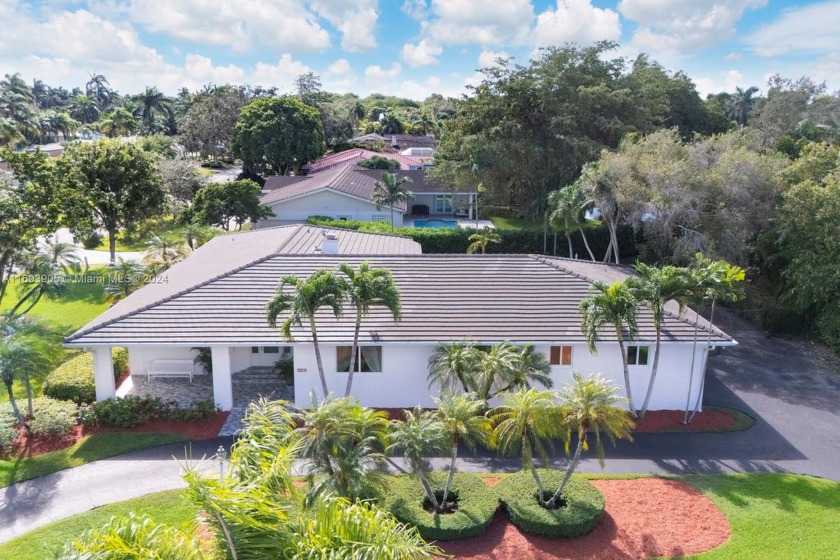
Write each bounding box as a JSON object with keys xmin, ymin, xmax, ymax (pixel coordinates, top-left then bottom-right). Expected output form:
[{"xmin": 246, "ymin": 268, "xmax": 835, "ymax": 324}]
[{"xmin": 189, "ymin": 179, "xmax": 273, "ymax": 230}]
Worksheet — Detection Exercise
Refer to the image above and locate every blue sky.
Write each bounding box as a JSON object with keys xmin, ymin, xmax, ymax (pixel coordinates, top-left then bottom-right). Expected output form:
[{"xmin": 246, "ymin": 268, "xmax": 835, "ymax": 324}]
[{"xmin": 0, "ymin": 0, "xmax": 837, "ymax": 99}]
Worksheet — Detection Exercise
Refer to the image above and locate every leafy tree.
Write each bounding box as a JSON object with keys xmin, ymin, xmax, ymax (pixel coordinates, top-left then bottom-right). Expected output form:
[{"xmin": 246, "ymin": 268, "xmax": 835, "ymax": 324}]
[
  {"xmin": 628, "ymin": 263, "xmax": 693, "ymax": 418},
  {"xmin": 749, "ymin": 75, "xmax": 825, "ymax": 148},
  {"xmin": 466, "ymin": 231, "xmax": 500, "ymax": 254},
  {"xmin": 158, "ymin": 157, "xmax": 206, "ymax": 206},
  {"xmin": 338, "ymin": 262, "xmax": 402, "ymax": 397},
  {"xmin": 290, "ymin": 396, "xmax": 389, "ymax": 501},
  {"xmin": 358, "ymin": 155, "xmax": 398, "ymax": 170},
  {"xmin": 579, "ymin": 280, "xmax": 639, "ymax": 414},
  {"xmin": 434, "ymin": 393, "xmax": 494, "ymax": 505},
  {"xmin": 179, "ymin": 88, "xmax": 247, "ymax": 164},
  {"xmin": 490, "ymin": 388, "xmax": 565, "ymax": 505},
  {"xmin": 58, "ymin": 138, "xmax": 167, "ymax": 262},
  {"xmin": 266, "ymin": 269, "xmax": 346, "ymax": 397},
  {"xmin": 190, "ymin": 179, "xmax": 274, "ymax": 230},
  {"xmin": 373, "ymin": 171, "xmax": 413, "ymax": 231},
  {"xmin": 388, "ymin": 407, "xmax": 449, "ymax": 511},
  {"xmin": 232, "ymin": 96, "xmax": 325, "ymax": 176},
  {"xmin": 547, "ymin": 373, "xmax": 634, "ymax": 507}
]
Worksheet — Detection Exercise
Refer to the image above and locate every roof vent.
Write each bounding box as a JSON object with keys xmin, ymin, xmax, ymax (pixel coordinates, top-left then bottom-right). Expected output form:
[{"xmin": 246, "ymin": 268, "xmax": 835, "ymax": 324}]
[{"xmin": 321, "ymin": 232, "xmax": 339, "ymax": 255}]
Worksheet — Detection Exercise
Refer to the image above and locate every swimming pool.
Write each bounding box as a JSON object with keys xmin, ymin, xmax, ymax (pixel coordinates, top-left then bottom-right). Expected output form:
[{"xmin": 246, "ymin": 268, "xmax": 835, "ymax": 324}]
[{"xmin": 413, "ymin": 219, "xmax": 459, "ymax": 229}]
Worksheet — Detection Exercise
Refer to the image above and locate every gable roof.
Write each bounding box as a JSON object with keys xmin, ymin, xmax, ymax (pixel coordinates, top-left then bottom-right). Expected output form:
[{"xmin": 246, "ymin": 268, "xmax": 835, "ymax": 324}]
[
  {"xmin": 303, "ymin": 148, "xmax": 432, "ymax": 174},
  {"xmin": 65, "ymin": 253, "xmax": 733, "ymax": 348}
]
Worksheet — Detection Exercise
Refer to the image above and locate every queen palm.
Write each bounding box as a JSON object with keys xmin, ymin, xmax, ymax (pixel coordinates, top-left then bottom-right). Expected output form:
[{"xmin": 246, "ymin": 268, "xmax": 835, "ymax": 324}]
[
  {"xmin": 136, "ymin": 86, "xmax": 171, "ymax": 132},
  {"xmin": 628, "ymin": 263, "xmax": 693, "ymax": 418},
  {"xmin": 580, "ymin": 280, "xmax": 639, "ymax": 414},
  {"xmin": 373, "ymin": 172, "xmax": 413, "ymax": 231},
  {"xmin": 144, "ymin": 232, "xmax": 189, "ymax": 270},
  {"xmin": 104, "ymin": 258, "xmax": 149, "ymax": 302},
  {"xmin": 546, "ymin": 373, "xmax": 634, "ymax": 508},
  {"xmin": 466, "ymin": 231, "xmax": 500, "ymax": 254},
  {"xmin": 338, "ymin": 261, "xmax": 402, "ymax": 397},
  {"xmin": 474, "ymin": 342, "xmax": 553, "ymax": 401},
  {"xmin": 387, "ymin": 407, "xmax": 448, "ymax": 512},
  {"xmin": 7, "ymin": 253, "xmax": 69, "ymax": 318},
  {"xmin": 490, "ymin": 388, "xmax": 565, "ymax": 506},
  {"xmin": 435, "ymin": 393, "xmax": 495, "ymax": 505},
  {"xmin": 427, "ymin": 340, "xmax": 481, "ymax": 394},
  {"xmin": 68, "ymin": 94, "xmax": 99, "ymax": 124},
  {"xmin": 547, "ymin": 183, "xmax": 597, "ymax": 260},
  {"xmin": 266, "ymin": 270, "xmax": 346, "ymax": 397}
]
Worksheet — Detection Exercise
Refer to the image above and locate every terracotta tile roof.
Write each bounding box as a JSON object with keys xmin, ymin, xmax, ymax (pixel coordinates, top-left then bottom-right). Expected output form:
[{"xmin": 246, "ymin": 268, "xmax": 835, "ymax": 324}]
[
  {"xmin": 303, "ymin": 148, "xmax": 432, "ymax": 173},
  {"xmin": 65, "ymin": 254, "xmax": 733, "ymax": 347}
]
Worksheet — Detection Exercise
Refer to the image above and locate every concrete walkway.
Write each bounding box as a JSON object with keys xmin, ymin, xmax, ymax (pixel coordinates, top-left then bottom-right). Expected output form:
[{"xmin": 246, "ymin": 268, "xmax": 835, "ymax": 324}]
[{"xmin": 2, "ymin": 309, "xmax": 839, "ymax": 543}]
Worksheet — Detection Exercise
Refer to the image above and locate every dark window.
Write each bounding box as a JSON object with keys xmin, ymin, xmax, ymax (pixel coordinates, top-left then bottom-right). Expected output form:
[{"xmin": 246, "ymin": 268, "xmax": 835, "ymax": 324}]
[
  {"xmin": 263, "ymin": 347, "xmax": 280, "ymax": 354},
  {"xmin": 627, "ymin": 345, "xmax": 649, "ymax": 366},
  {"xmin": 251, "ymin": 347, "xmax": 259, "ymax": 354}
]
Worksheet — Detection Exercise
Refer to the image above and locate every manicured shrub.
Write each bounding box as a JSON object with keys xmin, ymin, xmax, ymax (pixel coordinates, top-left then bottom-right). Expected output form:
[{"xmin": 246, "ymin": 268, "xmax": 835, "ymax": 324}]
[
  {"xmin": 80, "ymin": 396, "xmax": 219, "ymax": 427},
  {"xmin": 494, "ymin": 469, "xmax": 605, "ymax": 537},
  {"xmin": 164, "ymin": 399, "xmax": 219, "ymax": 423},
  {"xmin": 29, "ymin": 397, "xmax": 78, "ymax": 437},
  {"xmin": 0, "ymin": 424, "xmax": 16, "ymax": 449},
  {"xmin": 43, "ymin": 349, "xmax": 131, "ymax": 405},
  {"xmin": 383, "ymin": 472, "xmax": 499, "ymax": 541}
]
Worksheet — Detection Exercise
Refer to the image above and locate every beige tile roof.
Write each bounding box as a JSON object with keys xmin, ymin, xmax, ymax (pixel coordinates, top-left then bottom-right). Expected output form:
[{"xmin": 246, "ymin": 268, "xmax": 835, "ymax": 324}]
[
  {"xmin": 302, "ymin": 148, "xmax": 432, "ymax": 173},
  {"xmin": 65, "ymin": 254, "xmax": 733, "ymax": 347}
]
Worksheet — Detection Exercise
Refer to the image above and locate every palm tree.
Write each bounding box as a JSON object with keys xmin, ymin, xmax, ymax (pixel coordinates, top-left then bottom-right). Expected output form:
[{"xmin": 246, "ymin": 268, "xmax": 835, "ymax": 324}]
[
  {"xmin": 85, "ymin": 73, "xmax": 111, "ymax": 110},
  {"xmin": 580, "ymin": 280, "xmax": 639, "ymax": 414},
  {"xmin": 546, "ymin": 373, "xmax": 634, "ymax": 507},
  {"xmin": 373, "ymin": 172, "xmax": 413, "ymax": 231},
  {"xmin": 729, "ymin": 86, "xmax": 759, "ymax": 126},
  {"xmin": 180, "ymin": 224, "xmax": 216, "ymax": 250},
  {"xmin": 338, "ymin": 262, "xmax": 402, "ymax": 397},
  {"xmin": 628, "ymin": 263, "xmax": 693, "ymax": 418},
  {"xmin": 144, "ymin": 232, "xmax": 189, "ymax": 270},
  {"xmin": 685, "ymin": 255, "xmax": 745, "ymax": 423},
  {"xmin": 466, "ymin": 231, "xmax": 500, "ymax": 254},
  {"xmin": 490, "ymin": 388, "xmax": 565, "ymax": 505},
  {"xmin": 136, "ymin": 86, "xmax": 171, "ymax": 132},
  {"xmin": 291, "ymin": 397, "xmax": 390, "ymax": 501},
  {"xmin": 0, "ymin": 117, "xmax": 22, "ymax": 146},
  {"xmin": 100, "ymin": 108, "xmax": 138, "ymax": 137},
  {"xmin": 387, "ymin": 407, "xmax": 448, "ymax": 512},
  {"xmin": 68, "ymin": 94, "xmax": 99, "ymax": 124},
  {"xmin": 435, "ymin": 393, "xmax": 494, "ymax": 505},
  {"xmin": 7, "ymin": 254, "xmax": 69, "ymax": 318},
  {"xmin": 104, "ymin": 258, "xmax": 148, "ymax": 303},
  {"xmin": 427, "ymin": 340, "xmax": 481, "ymax": 394},
  {"xmin": 473, "ymin": 341, "xmax": 553, "ymax": 401},
  {"xmin": 1, "ymin": 73, "xmax": 32, "ymax": 100},
  {"xmin": 546, "ymin": 183, "xmax": 597, "ymax": 260},
  {"xmin": 266, "ymin": 270, "xmax": 346, "ymax": 397}
]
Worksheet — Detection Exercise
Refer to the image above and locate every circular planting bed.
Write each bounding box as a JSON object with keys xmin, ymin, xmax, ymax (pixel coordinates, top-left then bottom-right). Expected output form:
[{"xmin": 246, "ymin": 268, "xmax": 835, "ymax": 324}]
[
  {"xmin": 384, "ymin": 472, "xmax": 499, "ymax": 541},
  {"xmin": 495, "ymin": 470, "xmax": 605, "ymax": 538}
]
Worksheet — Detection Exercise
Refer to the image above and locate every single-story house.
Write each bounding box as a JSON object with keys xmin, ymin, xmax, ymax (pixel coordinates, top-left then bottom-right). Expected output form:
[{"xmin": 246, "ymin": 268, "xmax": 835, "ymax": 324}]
[
  {"xmin": 64, "ymin": 226, "xmax": 734, "ymax": 414},
  {"xmin": 302, "ymin": 148, "xmax": 432, "ymax": 174},
  {"xmin": 257, "ymin": 163, "xmax": 476, "ymax": 228}
]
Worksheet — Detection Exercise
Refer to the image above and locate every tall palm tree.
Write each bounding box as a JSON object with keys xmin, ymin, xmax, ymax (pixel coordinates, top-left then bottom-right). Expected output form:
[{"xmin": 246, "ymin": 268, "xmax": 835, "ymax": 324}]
[
  {"xmin": 338, "ymin": 261, "xmax": 402, "ymax": 397},
  {"xmin": 104, "ymin": 258, "xmax": 148, "ymax": 303},
  {"xmin": 466, "ymin": 231, "xmax": 500, "ymax": 254},
  {"xmin": 291, "ymin": 397, "xmax": 389, "ymax": 501},
  {"xmin": 373, "ymin": 172, "xmax": 413, "ymax": 231},
  {"xmin": 100, "ymin": 107, "xmax": 138, "ymax": 137},
  {"xmin": 387, "ymin": 407, "xmax": 448, "ymax": 512},
  {"xmin": 546, "ymin": 373, "xmax": 634, "ymax": 507},
  {"xmin": 266, "ymin": 270, "xmax": 346, "ymax": 397},
  {"xmin": 85, "ymin": 73, "xmax": 111, "ymax": 110},
  {"xmin": 136, "ymin": 86, "xmax": 171, "ymax": 132},
  {"xmin": 435, "ymin": 393, "xmax": 494, "ymax": 505},
  {"xmin": 729, "ymin": 86, "xmax": 760, "ymax": 126},
  {"xmin": 427, "ymin": 340, "xmax": 481, "ymax": 394},
  {"xmin": 31, "ymin": 79, "xmax": 49, "ymax": 109},
  {"xmin": 685, "ymin": 255, "xmax": 745, "ymax": 423},
  {"xmin": 7, "ymin": 254, "xmax": 69, "ymax": 318},
  {"xmin": 580, "ymin": 280, "xmax": 639, "ymax": 414},
  {"xmin": 1, "ymin": 73, "xmax": 33, "ymax": 100},
  {"xmin": 68, "ymin": 94, "xmax": 99, "ymax": 124},
  {"xmin": 546, "ymin": 183, "xmax": 597, "ymax": 260},
  {"xmin": 0, "ymin": 117, "xmax": 22, "ymax": 146},
  {"xmin": 628, "ymin": 263, "xmax": 693, "ymax": 418},
  {"xmin": 490, "ymin": 388, "xmax": 565, "ymax": 505}
]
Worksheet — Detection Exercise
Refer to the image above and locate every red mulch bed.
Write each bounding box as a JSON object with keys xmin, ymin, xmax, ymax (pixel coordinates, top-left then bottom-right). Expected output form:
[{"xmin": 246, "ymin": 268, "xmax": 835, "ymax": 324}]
[
  {"xmin": 633, "ymin": 409, "xmax": 735, "ymax": 432},
  {"xmin": 440, "ymin": 478, "xmax": 730, "ymax": 559},
  {"xmin": 1, "ymin": 412, "xmax": 229, "ymax": 459}
]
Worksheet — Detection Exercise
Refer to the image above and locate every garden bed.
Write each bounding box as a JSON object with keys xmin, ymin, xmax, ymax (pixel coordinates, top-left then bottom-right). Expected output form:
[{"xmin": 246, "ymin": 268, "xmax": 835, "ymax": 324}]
[
  {"xmin": 634, "ymin": 407, "xmax": 753, "ymax": 432},
  {"xmin": 441, "ymin": 478, "xmax": 730, "ymax": 559}
]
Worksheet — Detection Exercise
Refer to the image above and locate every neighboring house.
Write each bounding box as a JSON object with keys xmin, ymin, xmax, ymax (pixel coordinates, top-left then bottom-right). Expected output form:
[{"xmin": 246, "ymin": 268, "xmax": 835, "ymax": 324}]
[
  {"xmin": 257, "ymin": 163, "xmax": 475, "ymax": 227},
  {"xmin": 65, "ymin": 226, "xmax": 734, "ymax": 413},
  {"xmin": 302, "ymin": 148, "xmax": 432, "ymax": 174},
  {"xmin": 351, "ymin": 133, "xmax": 436, "ymax": 154}
]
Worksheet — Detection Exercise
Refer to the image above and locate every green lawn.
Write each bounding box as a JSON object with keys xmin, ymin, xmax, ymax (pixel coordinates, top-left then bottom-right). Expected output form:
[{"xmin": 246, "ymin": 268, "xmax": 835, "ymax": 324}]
[
  {"xmin": 0, "ymin": 432, "xmax": 184, "ymax": 488},
  {"xmin": 489, "ymin": 216, "xmax": 543, "ymax": 230},
  {"xmin": 0, "ymin": 490, "xmax": 198, "ymax": 559},
  {"xmin": 1, "ymin": 473, "xmax": 835, "ymax": 559},
  {"xmin": 0, "ymin": 268, "xmax": 111, "ymax": 333},
  {"xmin": 94, "ymin": 235, "xmax": 150, "ymax": 252}
]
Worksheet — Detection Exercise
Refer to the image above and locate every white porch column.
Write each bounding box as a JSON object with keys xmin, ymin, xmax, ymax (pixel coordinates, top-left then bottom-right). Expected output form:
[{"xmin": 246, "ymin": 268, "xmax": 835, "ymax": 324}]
[
  {"xmin": 468, "ymin": 193, "xmax": 474, "ymax": 220},
  {"xmin": 211, "ymin": 346, "xmax": 234, "ymax": 411},
  {"xmin": 92, "ymin": 347, "xmax": 115, "ymax": 401}
]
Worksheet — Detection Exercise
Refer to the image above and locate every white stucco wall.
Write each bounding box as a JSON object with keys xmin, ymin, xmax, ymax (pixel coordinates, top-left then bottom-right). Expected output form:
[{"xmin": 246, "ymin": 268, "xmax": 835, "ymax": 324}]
[
  {"xmin": 258, "ymin": 190, "xmax": 399, "ymax": 229},
  {"xmin": 292, "ymin": 341, "xmax": 709, "ymax": 411}
]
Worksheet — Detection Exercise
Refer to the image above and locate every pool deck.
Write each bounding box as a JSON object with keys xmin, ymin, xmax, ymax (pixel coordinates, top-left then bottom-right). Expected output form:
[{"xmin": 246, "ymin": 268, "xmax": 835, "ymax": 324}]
[{"xmin": 403, "ymin": 216, "xmax": 495, "ymax": 229}]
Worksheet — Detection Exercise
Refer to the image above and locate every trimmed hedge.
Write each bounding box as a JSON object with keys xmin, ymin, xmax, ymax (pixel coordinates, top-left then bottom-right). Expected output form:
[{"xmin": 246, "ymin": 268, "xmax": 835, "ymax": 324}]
[
  {"xmin": 43, "ymin": 349, "xmax": 130, "ymax": 405},
  {"xmin": 494, "ymin": 469, "xmax": 605, "ymax": 537},
  {"xmin": 79, "ymin": 396, "xmax": 219, "ymax": 428},
  {"xmin": 305, "ymin": 216, "xmax": 637, "ymax": 259},
  {"xmin": 28, "ymin": 397, "xmax": 78, "ymax": 437},
  {"xmin": 383, "ymin": 472, "xmax": 499, "ymax": 541}
]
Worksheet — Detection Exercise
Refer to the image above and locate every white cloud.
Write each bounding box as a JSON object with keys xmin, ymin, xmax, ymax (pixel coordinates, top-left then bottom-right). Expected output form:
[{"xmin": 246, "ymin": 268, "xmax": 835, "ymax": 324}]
[
  {"xmin": 619, "ymin": 0, "xmax": 766, "ymax": 54},
  {"xmin": 401, "ymin": 39, "xmax": 443, "ymax": 68},
  {"xmin": 724, "ymin": 52, "xmax": 742, "ymax": 62},
  {"xmin": 533, "ymin": 0, "xmax": 621, "ymax": 47},
  {"xmin": 745, "ymin": 2, "xmax": 840, "ymax": 58},
  {"xmin": 694, "ymin": 69, "xmax": 746, "ymax": 97},
  {"xmin": 477, "ymin": 50, "xmax": 509, "ymax": 69},
  {"xmin": 402, "ymin": 0, "xmax": 428, "ymax": 20},
  {"xmin": 252, "ymin": 54, "xmax": 313, "ymax": 92},
  {"xmin": 129, "ymin": 0, "xmax": 331, "ymax": 53},
  {"xmin": 364, "ymin": 62, "xmax": 402, "ymax": 82},
  {"xmin": 422, "ymin": 0, "xmax": 535, "ymax": 46},
  {"xmin": 326, "ymin": 58, "xmax": 352, "ymax": 75},
  {"xmin": 311, "ymin": 0, "xmax": 378, "ymax": 52}
]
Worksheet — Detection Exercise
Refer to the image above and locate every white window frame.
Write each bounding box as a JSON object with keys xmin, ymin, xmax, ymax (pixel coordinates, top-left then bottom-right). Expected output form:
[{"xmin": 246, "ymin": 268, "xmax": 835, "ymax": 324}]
[
  {"xmin": 336, "ymin": 346, "xmax": 383, "ymax": 373},
  {"xmin": 626, "ymin": 345, "xmax": 650, "ymax": 366},
  {"xmin": 435, "ymin": 194, "xmax": 453, "ymax": 213}
]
